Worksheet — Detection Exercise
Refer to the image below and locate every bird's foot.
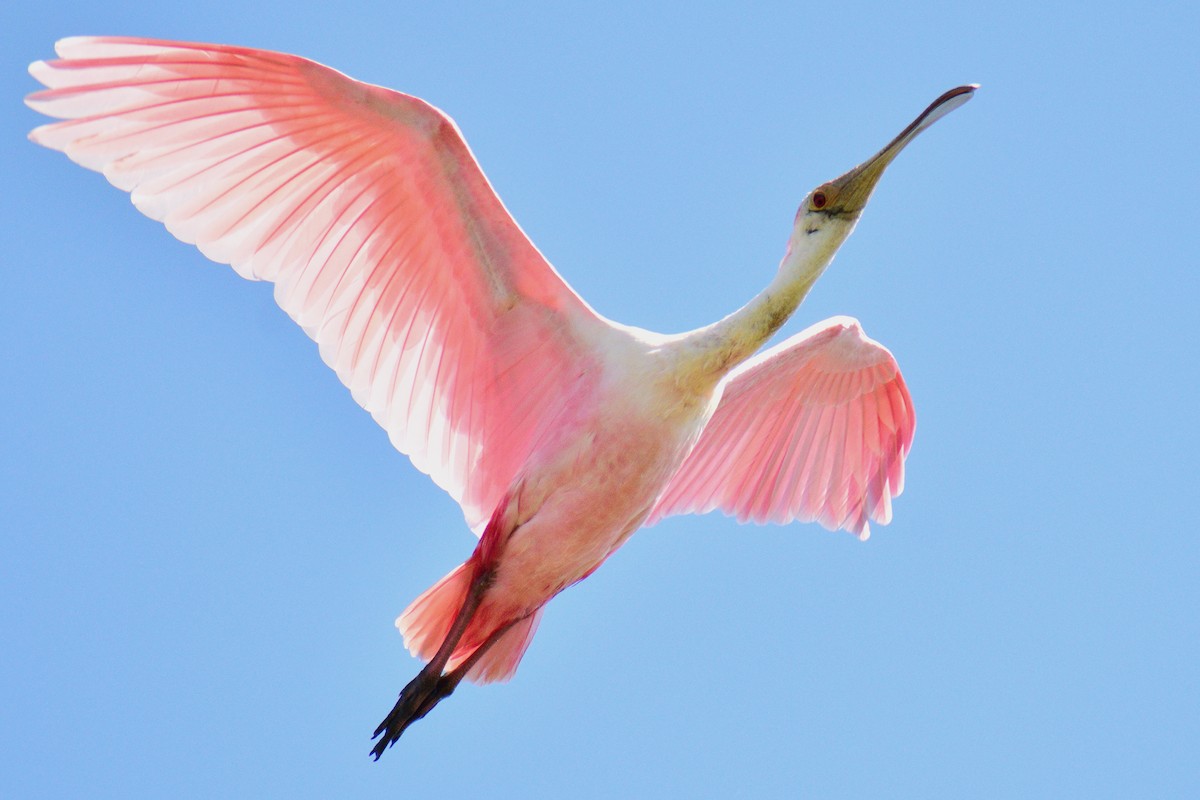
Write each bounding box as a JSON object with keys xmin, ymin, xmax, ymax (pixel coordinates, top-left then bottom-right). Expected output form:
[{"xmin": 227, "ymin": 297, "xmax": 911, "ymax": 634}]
[{"xmin": 370, "ymin": 667, "xmax": 461, "ymax": 759}]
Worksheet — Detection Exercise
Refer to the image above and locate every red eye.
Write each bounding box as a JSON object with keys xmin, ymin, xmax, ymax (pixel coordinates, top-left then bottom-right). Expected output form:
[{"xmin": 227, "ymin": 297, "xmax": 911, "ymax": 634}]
[{"xmin": 812, "ymin": 191, "xmax": 827, "ymax": 209}]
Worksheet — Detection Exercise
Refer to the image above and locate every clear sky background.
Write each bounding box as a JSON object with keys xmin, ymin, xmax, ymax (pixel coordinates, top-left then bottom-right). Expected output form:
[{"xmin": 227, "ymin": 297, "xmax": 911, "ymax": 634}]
[{"xmin": 3, "ymin": 2, "xmax": 1197, "ymax": 798}]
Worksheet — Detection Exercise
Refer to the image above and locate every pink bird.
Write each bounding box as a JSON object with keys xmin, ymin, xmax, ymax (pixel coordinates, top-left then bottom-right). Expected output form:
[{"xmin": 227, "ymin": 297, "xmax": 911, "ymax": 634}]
[{"xmin": 26, "ymin": 37, "xmax": 974, "ymax": 758}]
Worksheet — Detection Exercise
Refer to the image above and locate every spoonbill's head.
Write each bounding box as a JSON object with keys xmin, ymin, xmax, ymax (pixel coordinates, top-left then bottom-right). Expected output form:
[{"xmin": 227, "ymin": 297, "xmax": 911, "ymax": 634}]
[{"xmin": 793, "ymin": 84, "xmax": 977, "ymax": 255}]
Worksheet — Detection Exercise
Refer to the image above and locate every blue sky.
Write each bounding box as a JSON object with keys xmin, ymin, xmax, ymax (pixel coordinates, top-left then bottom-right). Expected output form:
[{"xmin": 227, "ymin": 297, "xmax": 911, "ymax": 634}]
[{"xmin": 3, "ymin": 2, "xmax": 1198, "ymax": 797}]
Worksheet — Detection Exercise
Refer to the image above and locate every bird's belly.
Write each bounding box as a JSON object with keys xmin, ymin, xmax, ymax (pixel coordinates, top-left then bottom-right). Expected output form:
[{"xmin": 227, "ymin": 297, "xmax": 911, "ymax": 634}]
[{"xmin": 486, "ymin": 413, "xmax": 696, "ymax": 615}]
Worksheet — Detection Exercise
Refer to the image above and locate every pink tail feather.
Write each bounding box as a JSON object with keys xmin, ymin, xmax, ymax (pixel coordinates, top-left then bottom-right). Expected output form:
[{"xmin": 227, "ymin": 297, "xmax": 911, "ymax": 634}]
[
  {"xmin": 462, "ymin": 610, "xmax": 543, "ymax": 684},
  {"xmin": 396, "ymin": 563, "xmax": 541, "ymax": 685},
  {"xmin": 396, "ymin": 563, "xmax": 472, "ymax": 665}
]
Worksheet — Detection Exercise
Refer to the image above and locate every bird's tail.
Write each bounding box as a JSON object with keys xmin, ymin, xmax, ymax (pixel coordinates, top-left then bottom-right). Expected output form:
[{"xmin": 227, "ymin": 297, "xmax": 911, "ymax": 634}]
[
  {"xmin": 396, "ymin": 562, "xmax": 472, "ymax": 666},
  {"xmin": 462, "ymin": 609, "xmax": 542, "ymax": 683},
  {"xmin": 396, "ymin": 563, "xmax": 542, "ymax": 684}
]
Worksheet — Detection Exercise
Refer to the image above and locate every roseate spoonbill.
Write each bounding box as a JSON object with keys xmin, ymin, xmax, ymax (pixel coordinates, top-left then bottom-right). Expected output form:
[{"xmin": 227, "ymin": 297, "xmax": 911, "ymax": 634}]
[{"xmin": 26, "ymin": 36, "xmax": 975, "ymax": 758}]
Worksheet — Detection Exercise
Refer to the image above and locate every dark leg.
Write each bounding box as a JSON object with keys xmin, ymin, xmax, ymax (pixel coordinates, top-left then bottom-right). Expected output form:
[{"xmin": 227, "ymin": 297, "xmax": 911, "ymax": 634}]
[
  {"xmin": 369, "ymin": 561, "xmax": 493, "ymax": 760},
  {"xmin": 369, "ymin": 609, "xmax": 526, "ymax": 760},
  {"xmin": 402, "ymin": 615, "xmax": 524, "ymax": 725}
]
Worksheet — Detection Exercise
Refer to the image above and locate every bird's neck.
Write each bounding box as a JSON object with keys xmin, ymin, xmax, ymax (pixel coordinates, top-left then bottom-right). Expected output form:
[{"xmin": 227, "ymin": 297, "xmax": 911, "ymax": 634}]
[{"xmin": 666, "ymin": 225, "xmax": 844, "ymax": 392}]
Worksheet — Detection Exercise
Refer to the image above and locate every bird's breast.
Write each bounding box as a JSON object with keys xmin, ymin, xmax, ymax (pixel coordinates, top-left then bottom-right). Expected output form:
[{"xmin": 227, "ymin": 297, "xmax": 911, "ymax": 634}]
[{"xmin": 488, "ymin": 377, "xmax": 711, "ymax": 611}]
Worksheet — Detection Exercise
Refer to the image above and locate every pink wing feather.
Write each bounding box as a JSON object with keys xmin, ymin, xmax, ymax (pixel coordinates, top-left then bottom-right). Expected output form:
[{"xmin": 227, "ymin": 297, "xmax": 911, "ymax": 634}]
[
  {"xmin": 649, "ymin": 317, "xmax": 915, "ymax": 539},
  {"xmin": 26, "ymin": 36, "xmax": 613, "ymax": 531}
]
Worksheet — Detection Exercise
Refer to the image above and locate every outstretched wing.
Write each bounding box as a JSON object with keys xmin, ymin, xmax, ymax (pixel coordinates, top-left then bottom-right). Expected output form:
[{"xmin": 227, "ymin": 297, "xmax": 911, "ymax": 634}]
[
  {"xmin": 649, "ymin": 317, "xmax": 915, "ymax": 539},
  {"xmin": 27, "ymin": 36, "xmax": 615, "ymax": 531}
]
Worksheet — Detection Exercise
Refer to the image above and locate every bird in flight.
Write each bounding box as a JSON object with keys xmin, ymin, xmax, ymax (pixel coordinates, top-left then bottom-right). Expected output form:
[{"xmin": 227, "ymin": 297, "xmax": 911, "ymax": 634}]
[{"xmin": 26, "ymin": 37, "xmax": 975, "ymax": 759}]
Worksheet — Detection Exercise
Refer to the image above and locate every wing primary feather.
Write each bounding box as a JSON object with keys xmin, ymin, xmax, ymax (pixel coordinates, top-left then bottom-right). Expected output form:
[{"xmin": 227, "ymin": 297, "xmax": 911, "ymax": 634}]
[
  {"xmin": 760, "ymin": 377, "xmax": 811, "ymax": 523},
  {"xmin": 334, "ymin": 202, "xmax": 423, "ymax": 374},
  {"xmin": 309, "ymin": 177, "xmax": 408, "ymax": 331},
  {"xmin": 250, "ymin": 130, "xmax": 386, "ymax": 268},
  {"xmin": 179, "ymin": 118, "xmax": 350, "ymax": 217},
  {"xmin": 276, "ymin": 158, "xmax": 394, "ymax": 317},
  {"xmin": 728, "ymin": 406, "xmax": 779, "ymax": 520},
  {"xmin": 748, "ymin": 373, "xmax": 807, "ymax": 522}
]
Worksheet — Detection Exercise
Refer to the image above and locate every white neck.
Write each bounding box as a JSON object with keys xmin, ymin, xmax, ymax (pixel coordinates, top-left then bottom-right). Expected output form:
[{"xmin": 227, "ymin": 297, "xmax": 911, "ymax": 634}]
[{"xmin": 664, "ymin": 218, "xmax": 853, "ymax": 392}]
